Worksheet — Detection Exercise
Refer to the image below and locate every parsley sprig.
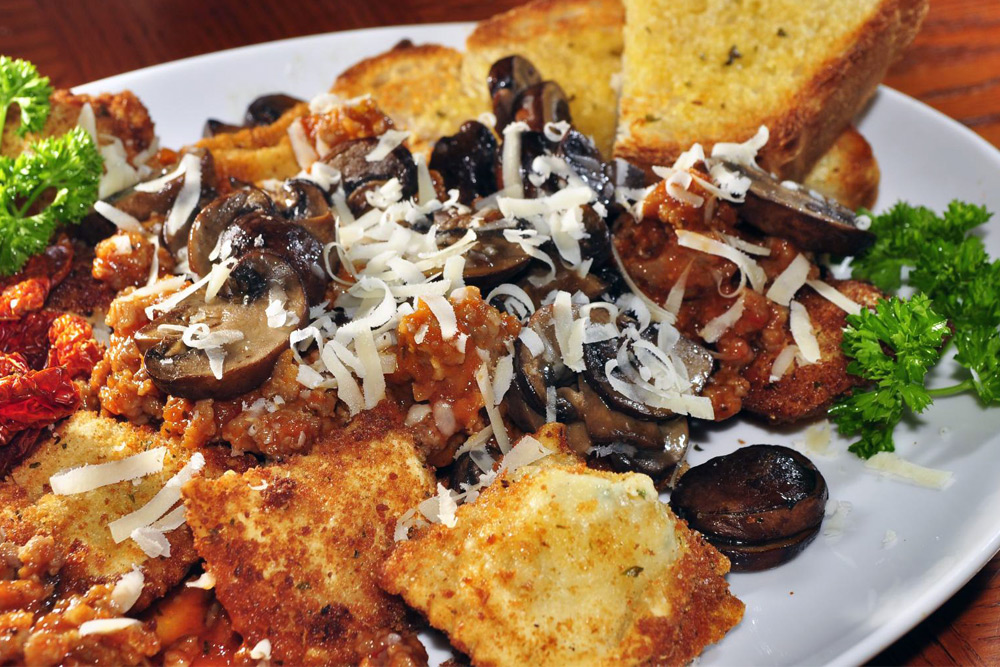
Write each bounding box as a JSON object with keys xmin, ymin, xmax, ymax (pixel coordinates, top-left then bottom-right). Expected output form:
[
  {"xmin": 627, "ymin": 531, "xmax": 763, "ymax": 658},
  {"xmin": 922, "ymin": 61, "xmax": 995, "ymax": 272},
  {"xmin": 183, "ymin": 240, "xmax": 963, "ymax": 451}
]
[
  {"xmin": 0, "ymin": 56, "xmax": 53, "ymax": 140},
  {"xmin": 0, "ymin": 127, "xmax": 103, "ymax": 275},
  {"xmin": 833, "ymin": 201, "xmax": 999, "ymax": 457}
]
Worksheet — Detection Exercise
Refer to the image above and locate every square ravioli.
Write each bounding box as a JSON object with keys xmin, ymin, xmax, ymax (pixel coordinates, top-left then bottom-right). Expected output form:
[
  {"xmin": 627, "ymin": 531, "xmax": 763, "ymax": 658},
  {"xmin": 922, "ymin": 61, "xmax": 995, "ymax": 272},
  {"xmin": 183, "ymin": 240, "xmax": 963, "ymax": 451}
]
[
  {"xmin": 181, "ymin": 407, "xmax": 435, "ymax": 665},
  {"xmin": 382, "ymin": 459, "xmax": 744, "ymax": 666}
]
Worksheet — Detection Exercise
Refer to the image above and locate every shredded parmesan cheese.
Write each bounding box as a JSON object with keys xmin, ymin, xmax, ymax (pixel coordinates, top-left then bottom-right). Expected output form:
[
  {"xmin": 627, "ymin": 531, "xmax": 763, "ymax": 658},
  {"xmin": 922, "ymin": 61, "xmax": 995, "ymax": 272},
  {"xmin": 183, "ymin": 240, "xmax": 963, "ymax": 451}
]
[
  {"xmin": 766, "ymin": 254, "xmax": 811, "ymax": 306},
  {"xmin": 50, "ymin": 448, "xmax": 166, "ymax": 495},
  {"xmin": 864, "ymin": 452, "xmax": 954, "ymax": 489},
  {"xmin": 789, "ymin": 301, "xmax": 821, "ymax": 363},
  {"xmin": 700, "ymin": 294, "xmax": 746, "ymax": 343},
  {"xmin": 78, "ymin": 618, "xmax": 142, "ymax": 636}
]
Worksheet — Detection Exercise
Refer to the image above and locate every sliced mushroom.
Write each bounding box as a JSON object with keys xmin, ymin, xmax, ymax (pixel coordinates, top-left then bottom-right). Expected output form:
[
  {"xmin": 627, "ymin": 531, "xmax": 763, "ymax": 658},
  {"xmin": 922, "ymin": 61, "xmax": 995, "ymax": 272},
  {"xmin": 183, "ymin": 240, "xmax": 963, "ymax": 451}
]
[
  {"xmin": 512, "ymin": 81, "xmax": 571, "ymax": 132},
  {"xmin": 487, "ymin": 55, "xmax": 542, "ymax": 132},
  {"xmin": 598, "ymin": 417, "xmax": 690, "ymax": 488},
  {"xmin": 217, "ymin": 212, "xmax": 328, "ymax": 305},
  {"xmin": 556, "ymin": 129, "xmax": 614, "ymax": 205},
  {"xmin": 719, "ymin": 160, "xmax": 875, "ymax": 255},
  {"xmin": 136, "ymin": 251, "xmax": 306, "ymax": 400},
  {"xmin": 322, "ymin": 137, "xmax": 417, "ymax": 200},
  {"xmin": 187, "ymin": 188, "xmax": 276, "ymax": 277},
  {"xmin": 245, "ymin": 93, "xmax": 304, "ymax": 127},
  {"xmin": 570, "ymin": 378, "xmax": 669, "ymax": 450},
  {"xmin": 429, "ymin": 121, "xmax": 498, "ymax": 205},
  {"xmin": 159, "ymin": 150, "xmax": 220, "ymax": 255},
  {"xmin": 513, "ymin": 304, "xmax": 580, "ymax": 420},
  {"xmin": 437, "ymin": 214, "xmax": 532, "ymax": 286},
  {"xmin": 274, "ymin": 179, "xmax": 331, "ymax": 221},
  {"xmin": 203, "ymin": 119, "xmax": 243, "ymax": 138},
  {"xmin": 669, "ymin": 444, "xmax": 829, "ymax": 572},
  {"xmin": 583, "ymin": 322, "xmax": 714, "ymax": 420}
]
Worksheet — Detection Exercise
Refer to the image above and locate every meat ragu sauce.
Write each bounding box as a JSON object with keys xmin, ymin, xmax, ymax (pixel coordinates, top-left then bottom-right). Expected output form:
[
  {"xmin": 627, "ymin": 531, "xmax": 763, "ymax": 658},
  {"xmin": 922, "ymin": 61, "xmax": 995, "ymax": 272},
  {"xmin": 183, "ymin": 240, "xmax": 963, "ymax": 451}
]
[{"xmin": 614, "ymin": 175, "xmax": 815, "ymax": 420}]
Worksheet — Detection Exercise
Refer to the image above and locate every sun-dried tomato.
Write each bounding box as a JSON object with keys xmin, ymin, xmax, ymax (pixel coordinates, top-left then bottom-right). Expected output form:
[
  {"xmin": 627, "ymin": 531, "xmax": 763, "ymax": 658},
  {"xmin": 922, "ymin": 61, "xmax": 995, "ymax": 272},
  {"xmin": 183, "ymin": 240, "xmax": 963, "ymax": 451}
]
[
  {"xmin": 0, "ymin": 311, "xmax": 59, "ymax": 369},
  {"xmin": 0, "ymin": 278, "xmax": 50, "ymax": 320},
  {"xmin": 46, "ymin": 314, "xmax": 103, "ymax": 380},
  {"xmin": 0, "ymin": 428, "xmax": 45, "ymax": 478},
  {"xmin": 0, "ymin": 352, "xmax": 30, "ymax": 378},
  {"xmin": 0, "ymin": 367, "xmax": 79, "ymax": 446},
  {"xmin": 0, "ymin": 239, "xmax": 75, "ymax": 321}
]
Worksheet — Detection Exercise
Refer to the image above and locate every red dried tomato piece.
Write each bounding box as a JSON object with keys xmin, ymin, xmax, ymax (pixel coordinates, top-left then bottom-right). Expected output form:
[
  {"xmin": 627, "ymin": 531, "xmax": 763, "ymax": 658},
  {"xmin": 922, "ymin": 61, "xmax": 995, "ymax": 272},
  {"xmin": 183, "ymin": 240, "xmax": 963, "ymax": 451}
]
[
  {"xmin": 0, "ymin": 311, "xmax": 59, "ymax": 369},
  {"xmin": 46, "ymin": 314, "xmax": 103, "ymax": 380},
  {"xmin": 0, "ymin": 239, "xmax": 74, "ymax": 321},
  {"xmin": 0, "ymin": 352, "xmax": 30, "ymax": 378},
  {"xmin": 0, "ymin": 428, "xmax": 45, "ymax": 478},
  {"xmin": 0, "ymin": 278, "xmax": 50, "ymax": 320},
  {"xmin": 0, "ymin": 367, "xmax": 79, "ymax": 446}
]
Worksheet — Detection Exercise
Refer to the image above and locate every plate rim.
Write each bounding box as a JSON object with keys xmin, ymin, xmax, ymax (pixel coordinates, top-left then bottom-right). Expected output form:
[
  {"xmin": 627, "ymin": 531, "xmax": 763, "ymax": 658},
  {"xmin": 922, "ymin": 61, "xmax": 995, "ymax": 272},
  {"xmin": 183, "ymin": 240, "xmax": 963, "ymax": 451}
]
[{"xmin": 71, "ymin": 22, "xmax": 1000, "ymax": 666}]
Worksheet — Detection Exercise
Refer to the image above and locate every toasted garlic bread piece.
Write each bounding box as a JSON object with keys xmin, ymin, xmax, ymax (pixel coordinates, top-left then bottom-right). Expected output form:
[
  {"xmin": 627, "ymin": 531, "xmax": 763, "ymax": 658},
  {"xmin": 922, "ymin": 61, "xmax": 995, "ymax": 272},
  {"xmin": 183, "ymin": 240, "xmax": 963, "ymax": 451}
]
[
  {"xmin": 331, "ymin": 42, "xmax": 488, "ymax": 157},
  {"xmin": 0, "ymin": 89, "xmax": 156, "ymax": 161},
  {"xmin": 463, "ymin": 0, "xmax": 624, "ymax": 157},
  {"xmin": 801, "ymin": 126, "xmax": 880, "ymax": 210},
  {"xmin": 0, "ymin": 412, "xmax": 236, "ymax": 612},
  {"xmin": 742, "ymin": 280, "xmax": 885, "ymax": 423},
  {"xmin": 182, "ymin": 405, "xmax": 435, "ymax": 665},
  {"xmin": 382, "ymin": 458, "xmax": 743, "ymax": 666},
  {"xmin": 615, "ymin": 0, "xmax": 928, "ymax": 179}
]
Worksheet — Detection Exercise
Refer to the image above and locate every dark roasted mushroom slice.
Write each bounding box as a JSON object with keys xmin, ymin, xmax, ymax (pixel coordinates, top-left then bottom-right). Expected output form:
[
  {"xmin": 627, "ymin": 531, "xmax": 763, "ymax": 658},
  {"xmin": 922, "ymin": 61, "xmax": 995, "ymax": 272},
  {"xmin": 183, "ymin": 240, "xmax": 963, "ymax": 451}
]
[
  {"xmin": 159, "ymin": 150, "xmax": 220, "ymax": 255},
  {"xmin": 245, "ymin": 93, "xmax": 304, "ymax": 127},
  {"xmin": 203, "ymin": 119, "xmax": 243, "ymax": 138},
  {"xmin": 599, "ymin": 417, "xmax": 690, "ymax": 488},
  {"xmin": 514, "ymin": 304, "xmax": 581, "ymax": 420},
  {"xmin": 719, "ymin": 160, "xmax": 875, "ymax": 255},
  {"xmin": 578, "ymin": 204, "xmax": 613, "ymax": 267},
  {"xmin": 217, "ymin": 212, "xmax": 328, "ymax": 305},
  {"xmin": 187, "ymin": 188, "xmax": 275, "ymax": 277},
  {"xmin": 322, "ymin": 137, "xmax": 417, "ymax": 200},
  {"xmin": 137, "ymin": 251, "xmax": 307, "ymax": 400},
  {"xmin": 275, "ymin": 179, "xmax": 331, "ymax": 220},
  {"xmin": 487, "ymin": 55, "xmax": 542, "ymax": 132},
  {"xmin": 571, "ymin": 378, "xmax": 669, "ymax": 450},
  {"xmin": 437, "ymin": 215, "xmax": 532, "ymax": 287},
  {"xmin": 670, "ymin": 445, "xmax": 829, "ymax": 572},
  {"xmin": 582, "ymin": 321, "xmax": 714, "ymax": 420},
  {"xmin": 429, "ymin": 121, "xmax": 499, "ymax": 205},
  {"xmin": 512, "ymin": 81, "xmax": 571, "ymax": 132},
  {"xmin": 557, "ymin": 129, "xmax": 614, "ymax": 205}
]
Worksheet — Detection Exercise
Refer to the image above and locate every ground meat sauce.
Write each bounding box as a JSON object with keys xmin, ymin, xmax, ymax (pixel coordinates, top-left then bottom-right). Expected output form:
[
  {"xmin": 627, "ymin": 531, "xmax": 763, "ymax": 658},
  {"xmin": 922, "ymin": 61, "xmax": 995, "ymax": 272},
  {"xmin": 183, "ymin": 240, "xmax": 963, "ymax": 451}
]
[
  {"xmin": 161, "ymin": 350, "xmax": 345, "ymax": 455},
  {"xmin": 615, "ymin": 177, "xmax": 817, "ymax": 421},
  {"xmin": 0, "ymin": 535, "xmax": 160, "ymax": 666},
  {"xmin": 93, "ymin": 230, "xmax": 174, "ymax": 292},
  {"xmin": 392, "ymin": 286, "xmax": 520, "ymax": 465}
]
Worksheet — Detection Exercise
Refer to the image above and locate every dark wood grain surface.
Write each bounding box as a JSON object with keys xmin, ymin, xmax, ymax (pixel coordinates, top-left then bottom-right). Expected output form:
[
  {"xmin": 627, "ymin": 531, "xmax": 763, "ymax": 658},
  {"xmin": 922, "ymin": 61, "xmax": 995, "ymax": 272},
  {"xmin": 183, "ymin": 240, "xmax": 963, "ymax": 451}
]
[{"xmin": 2, "ymin": 0, "xmax": 998, "ymax": 664}]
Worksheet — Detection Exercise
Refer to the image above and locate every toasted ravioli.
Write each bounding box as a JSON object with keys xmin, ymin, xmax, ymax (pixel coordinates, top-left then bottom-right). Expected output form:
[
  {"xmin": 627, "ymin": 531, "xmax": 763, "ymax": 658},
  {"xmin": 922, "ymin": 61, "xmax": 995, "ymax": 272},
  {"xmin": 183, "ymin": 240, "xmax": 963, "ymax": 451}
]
[
  {"xmin": 463, "ymin": 0, "xmax": 624, "ymax": 157},
  {"xmin": 743, "ymin": 280, "xmax": 885, "ymax": 423},
  {"xmin": 331, "ymin": 42, "xmax": 488, "ymax": 157},
  {"xmin": 382, "ymin": 460, "xmax": 744, "ymax": 666},
  {"xmin": 181, "ymin": 407, "xmax": 435, "ymax": 665},
  {"xmin": 0, "ymin": 412, "xmax": 229, "ymax": 611}
]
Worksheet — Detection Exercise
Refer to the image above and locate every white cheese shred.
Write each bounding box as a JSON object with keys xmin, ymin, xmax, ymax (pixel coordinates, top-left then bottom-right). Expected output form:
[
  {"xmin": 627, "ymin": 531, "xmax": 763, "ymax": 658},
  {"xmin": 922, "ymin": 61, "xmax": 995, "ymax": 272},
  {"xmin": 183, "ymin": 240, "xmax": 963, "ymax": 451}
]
[
  {"xmin": 111, "ymin": 566, "xmax": 144, "ymax": 613},
  {"xmin": 806, "ymin": 279, "xmax": 863, "ymax": 315},
  {"xmin": 109, "ymin": 453, "xmax": 206, "ymax": 544},
  {"xmin": 50, "ymin": 448, "xmax": 167, "ymax": 496},
  {"xmin": 700, "ymin": 294, "xmax": 746, "ymax": 343},
  {"xmin": 789, "ymin": 300, "xmax": 821, "ymax": 363},
  {"xmin": 864, "ymin": 452, "xmax": 954, "ymax": 489},
  {"xmin": 766, "ymin": 253, "xmax": 811, "ymax": 306},
  {"xmin": 78, "ymin": 618, "xmax": 142, "ymax": 637}
]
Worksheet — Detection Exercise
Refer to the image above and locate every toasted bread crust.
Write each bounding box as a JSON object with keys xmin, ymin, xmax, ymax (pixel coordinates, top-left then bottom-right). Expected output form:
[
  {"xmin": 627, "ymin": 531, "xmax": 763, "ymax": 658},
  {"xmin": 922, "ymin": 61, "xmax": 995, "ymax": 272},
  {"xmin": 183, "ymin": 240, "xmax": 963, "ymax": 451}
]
[
  {"xmin": 802, "ymin": 125, "xmax": 880, "ymax": 210},
  {"xmin": 332, "ymin": 42, "xmax": 488, "ymax": 156},
  {"xmin": 615, "ymin": 0, "xmax": 927, "ymax": 179},
  {"xmin": 464, "ymin": 0, "xmax": 624, "ymax": 157}
]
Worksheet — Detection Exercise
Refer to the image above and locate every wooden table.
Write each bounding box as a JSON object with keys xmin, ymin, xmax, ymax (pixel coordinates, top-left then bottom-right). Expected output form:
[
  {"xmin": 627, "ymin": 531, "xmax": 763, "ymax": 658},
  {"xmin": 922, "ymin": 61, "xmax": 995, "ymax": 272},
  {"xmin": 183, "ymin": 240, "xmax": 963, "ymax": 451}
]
[{"xmin": 3, "ymin": 0, "xmax": 999, "ymax": 664}]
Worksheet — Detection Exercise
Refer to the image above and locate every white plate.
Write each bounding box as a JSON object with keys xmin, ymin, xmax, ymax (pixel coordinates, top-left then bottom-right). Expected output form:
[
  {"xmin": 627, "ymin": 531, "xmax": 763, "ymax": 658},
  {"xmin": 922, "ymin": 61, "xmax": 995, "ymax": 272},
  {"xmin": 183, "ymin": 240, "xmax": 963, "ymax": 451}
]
[{"xmin": 76, "ymin": 23, "xmax": 1000, "ymax": 667}]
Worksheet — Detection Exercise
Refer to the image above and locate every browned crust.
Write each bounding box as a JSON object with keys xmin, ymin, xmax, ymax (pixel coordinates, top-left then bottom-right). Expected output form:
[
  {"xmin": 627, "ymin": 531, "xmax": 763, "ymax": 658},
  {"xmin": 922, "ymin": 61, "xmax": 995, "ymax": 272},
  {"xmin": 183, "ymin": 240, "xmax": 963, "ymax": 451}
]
[
  {"xmin": 742, "ymin": 280, "xmax": 885, "ymax": 424},
  {"xmin": 802, "ymin": 126, "xmax": 881, "ymax": 211},
  {"xmin": 614, "ymin": 0, "xmax": 928, "ymax": 179},
  {"xmin": 334, "ymin": 43, "xmax": 464, "ymax": 93},
  {"xmin": 182, "ymin": 402, "xmax": 434, "ymax": 665},
  {"xmin": 466, "ymin": 0, "xmax": 623, "ymax": 48},
  {"xmin": 633, "ymin": 520, "xmax": 745, "ymax": 666}
]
